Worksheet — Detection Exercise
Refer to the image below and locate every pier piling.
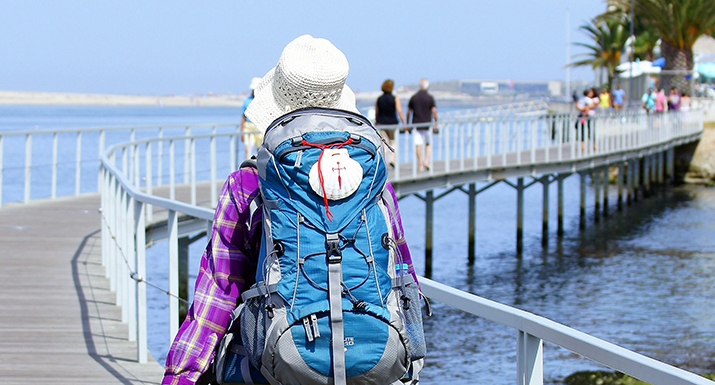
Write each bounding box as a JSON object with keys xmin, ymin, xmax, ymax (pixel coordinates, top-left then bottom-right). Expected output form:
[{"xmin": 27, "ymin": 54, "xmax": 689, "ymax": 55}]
[
  {"xmin": 516, "ymin": 177, "xmax": 524, "ymax": 255},
  {"xmin": 594, "ymin": 168, "xmax": 601, "ymax": 222},
  {"xmin": 541, "ymin": 176, "xmax": 549, "ymax": 247},
  {"xmin": 557, "ymin": 175, "xmax": 564, "ymax": 237},
  {"xmin": 580, "ymin": 172, "xmax": 586, "ymax": 230},
  {"xmin": 468, "ymin": 183, "xmax": 476, "ymax": 265},
  {"xmin": 602, "ymin": 166, "xmax": 609, "ymax": 217},
  {"xmin": 425, "ymin": 190, "xmax": 434, "ymax": 278},
  {"xmin": 178, "ymin": 236, "xmax": 190, "ymax": 325},
  {"xmin": 617, "ymin": 162, "xmax": 624, "ymax": 210}
]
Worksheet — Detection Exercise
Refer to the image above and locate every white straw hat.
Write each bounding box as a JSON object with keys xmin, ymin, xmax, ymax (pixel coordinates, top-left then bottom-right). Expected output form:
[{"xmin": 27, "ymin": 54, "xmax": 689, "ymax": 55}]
[
  {"xmin": 249, "ymin": 77, "xmax": 261, "ymax": 90},
  {"xmin": 245, "ymin": 34, "xmax": 359, "ymax": 133}
]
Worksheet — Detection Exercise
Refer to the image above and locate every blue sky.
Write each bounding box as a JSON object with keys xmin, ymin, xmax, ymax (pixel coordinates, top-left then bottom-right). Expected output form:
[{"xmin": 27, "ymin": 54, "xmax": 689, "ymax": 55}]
[{"xmin": 0, "ymin": 1, "xmax": 605, "ymax": 95}]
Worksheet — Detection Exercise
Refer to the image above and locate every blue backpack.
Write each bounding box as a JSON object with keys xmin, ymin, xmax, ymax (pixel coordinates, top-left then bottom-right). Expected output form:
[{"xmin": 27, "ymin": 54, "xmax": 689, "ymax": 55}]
[{"xmin": 215, "ymin": 108, "xmax": 426, "ymax": 385}]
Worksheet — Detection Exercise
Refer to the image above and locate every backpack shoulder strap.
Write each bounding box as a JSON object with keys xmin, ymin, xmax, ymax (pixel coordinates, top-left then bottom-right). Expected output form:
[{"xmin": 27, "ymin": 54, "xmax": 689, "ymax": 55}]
[
  {"xmin": 240, "ymin": 158, "xmax": 263, "ymax": 236},
  {"xmin": 381, "ymin": 188, "xmax": 403, "ymax": 240}
]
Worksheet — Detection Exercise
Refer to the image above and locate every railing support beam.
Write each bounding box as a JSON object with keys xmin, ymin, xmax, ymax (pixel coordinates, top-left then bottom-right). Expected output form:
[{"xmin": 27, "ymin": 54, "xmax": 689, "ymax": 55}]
[{"xmin": 517, "ymin": 330, "xmax": 544, "ymax": 385}]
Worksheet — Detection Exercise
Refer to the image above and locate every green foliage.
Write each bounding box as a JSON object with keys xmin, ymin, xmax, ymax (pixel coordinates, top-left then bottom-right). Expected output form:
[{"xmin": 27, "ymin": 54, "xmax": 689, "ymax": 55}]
[{"xmin": 569, "ymin": 18, "xmax": 629, "ymax": 87}]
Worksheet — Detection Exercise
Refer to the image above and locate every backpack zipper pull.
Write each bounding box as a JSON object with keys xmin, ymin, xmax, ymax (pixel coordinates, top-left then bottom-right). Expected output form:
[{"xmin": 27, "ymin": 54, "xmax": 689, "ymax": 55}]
[
  {"xmin": 303, "ymin": 317, "xmax": 314, "ymax": 342},
  {"xmin": 310, "ymin": 313, "xmax": 320, "ymax": 338}
]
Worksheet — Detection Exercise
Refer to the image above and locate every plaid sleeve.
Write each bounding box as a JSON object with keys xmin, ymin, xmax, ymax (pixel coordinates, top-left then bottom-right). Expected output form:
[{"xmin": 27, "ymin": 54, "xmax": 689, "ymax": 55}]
[
  {"xmin": 162, "ymin": 168, "xmax": 261, "ymax": 385},
  {"xmin": 384, "ymin": 182, "xmax": 418, "ymax": 286}
]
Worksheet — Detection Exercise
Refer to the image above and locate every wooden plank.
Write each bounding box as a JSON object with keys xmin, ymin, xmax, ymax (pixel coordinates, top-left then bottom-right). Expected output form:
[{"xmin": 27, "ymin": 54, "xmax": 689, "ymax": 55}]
[{"xmin": 0, "ymin": 194, "xmax": 163, "ymax": 384}]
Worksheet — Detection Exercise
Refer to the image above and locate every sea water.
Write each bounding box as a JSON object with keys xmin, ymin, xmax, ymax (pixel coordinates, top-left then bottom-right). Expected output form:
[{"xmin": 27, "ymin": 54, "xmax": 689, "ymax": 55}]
[{"xmin": 2, "ymin": 105, "xmax": 714, "ymax": 384}]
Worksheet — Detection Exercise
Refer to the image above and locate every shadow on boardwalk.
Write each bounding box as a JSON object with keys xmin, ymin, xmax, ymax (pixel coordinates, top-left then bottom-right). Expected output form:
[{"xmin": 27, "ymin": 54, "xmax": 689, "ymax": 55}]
[{"xmin": 0, "ymin": 194, "xmax": 163, "ymax": 384}]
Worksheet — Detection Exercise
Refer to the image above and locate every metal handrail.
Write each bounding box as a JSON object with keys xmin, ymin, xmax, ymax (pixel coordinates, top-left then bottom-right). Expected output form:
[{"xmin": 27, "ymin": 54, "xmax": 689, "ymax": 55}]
[
  {"xmin": 0, "ymin": 122, "xmax": 249, "ymax": 207},
  {"xmin": 93, "ymin": 108, "xmax": 712, "ymax": 384},
  {"xmin": 420, "ymin": 278, "xmax": 714, "ymax": 385},
  {"xmin": 2, "ymin": 106, "xmax": 706, "ymax": 382}
]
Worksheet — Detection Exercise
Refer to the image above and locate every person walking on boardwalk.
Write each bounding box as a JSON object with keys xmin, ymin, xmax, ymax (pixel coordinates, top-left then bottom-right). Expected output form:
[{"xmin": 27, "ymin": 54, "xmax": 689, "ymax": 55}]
[
  {"xmin": 668, "ymin": 87, "xmax": 681, "ymax": 111},
  {"xmin": 598, "ymin": 88, "xmax": 611, "ymax": 110},
  {"xmin": 655, "ymin": 88, "xmax": 667, "ymax": 114},
  {"xmin": 406, "ymin": 79, "xmax": 438, "ymax": 171},
  {"xmin": 375, "ymin": 79, "xmax": 405, "ymax": 168},
  {"xmin": 642, "ymin": 88, "xmax": 656, "ymax": 113},
  {"xmin": 240, "ymin": 77, "xmax": 264, "ymax": 159},
  {"xmin": 161, "ymin": 34, "xmax": 421, "ymax": 385},
  {"xmin": 612, "ymin": 83, "xmax": 625, "ymax": 109}
]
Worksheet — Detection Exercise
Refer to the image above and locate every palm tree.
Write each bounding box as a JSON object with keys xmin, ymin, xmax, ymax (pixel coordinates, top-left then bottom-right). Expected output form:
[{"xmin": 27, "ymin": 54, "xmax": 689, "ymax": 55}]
[
  {"xmin": 597, "ymin": 2, "xmax": 660, "ymax": 61},
  {"xmin": 613, "ymin": 0, "xmax": 715, "ymax": 93},
  {"xmin": 570, "ymin": 18, "xmax": 630, "ymax": 88}
]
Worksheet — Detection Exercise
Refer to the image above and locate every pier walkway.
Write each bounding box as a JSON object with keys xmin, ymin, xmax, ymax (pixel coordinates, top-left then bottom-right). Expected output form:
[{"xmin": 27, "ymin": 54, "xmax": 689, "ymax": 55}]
[
  {"xmin": 1, "ymin": 107, "xmax": 713, "ymax": 384},
  {"xmin": 0, "ymin": 194, "xmax": 163, "ymax": 384}
]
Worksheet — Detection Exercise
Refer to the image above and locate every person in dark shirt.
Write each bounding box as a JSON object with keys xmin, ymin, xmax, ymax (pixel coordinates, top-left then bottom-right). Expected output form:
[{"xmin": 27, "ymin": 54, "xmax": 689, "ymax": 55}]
[
  {"xmin": 375, "ymin": 79, "xmax": 405, "ymax": 167},
  {"xmin": 406, "ymin": 78, "xmax": 438, "ymax": 171}
]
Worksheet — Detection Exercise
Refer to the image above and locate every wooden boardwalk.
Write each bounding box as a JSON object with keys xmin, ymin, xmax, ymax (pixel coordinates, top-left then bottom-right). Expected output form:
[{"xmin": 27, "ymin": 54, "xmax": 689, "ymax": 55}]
[{"xmin": 0, "ymin": 194, "xmax": 163, "ymax": 384}]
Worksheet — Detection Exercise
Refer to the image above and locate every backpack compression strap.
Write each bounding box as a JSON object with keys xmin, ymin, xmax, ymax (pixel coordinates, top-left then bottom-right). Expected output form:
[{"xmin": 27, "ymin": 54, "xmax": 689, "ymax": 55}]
[{"xmin": 326, "ymin": 233, "xmax": 347, "ymax": 385}]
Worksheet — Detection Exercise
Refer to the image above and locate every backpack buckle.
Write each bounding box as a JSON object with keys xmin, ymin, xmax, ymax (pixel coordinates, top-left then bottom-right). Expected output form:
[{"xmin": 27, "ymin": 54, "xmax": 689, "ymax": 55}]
[{"xmin": 326, "ymin": 233, "xmax": 342, "ymax": 263}]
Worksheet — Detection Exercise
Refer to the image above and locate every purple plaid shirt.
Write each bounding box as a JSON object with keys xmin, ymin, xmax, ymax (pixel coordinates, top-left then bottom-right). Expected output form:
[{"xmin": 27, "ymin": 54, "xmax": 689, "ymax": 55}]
[{"xmin": 162, "ymin": 167, "xmax": 417, "ymax": 385}]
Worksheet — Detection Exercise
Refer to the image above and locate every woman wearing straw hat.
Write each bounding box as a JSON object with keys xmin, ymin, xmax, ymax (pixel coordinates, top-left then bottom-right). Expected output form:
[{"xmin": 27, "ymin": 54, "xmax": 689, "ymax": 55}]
[{"xmin": 162, "ymin": 35, "xmax": 420, "ymax": 385}]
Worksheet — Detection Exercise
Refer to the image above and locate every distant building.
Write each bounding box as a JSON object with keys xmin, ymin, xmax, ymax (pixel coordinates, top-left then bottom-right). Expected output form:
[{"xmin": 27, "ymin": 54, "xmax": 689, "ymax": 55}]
[{"xmin": 459, "ymin": 79, "xmax": 563, "ymax": 97}]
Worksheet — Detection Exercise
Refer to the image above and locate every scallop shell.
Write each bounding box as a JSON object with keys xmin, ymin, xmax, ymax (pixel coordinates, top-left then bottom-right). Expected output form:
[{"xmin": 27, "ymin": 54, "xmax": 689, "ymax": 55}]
[{"xmin": 308, "ymin": 148, "xmax": 363, "ymax": 200}]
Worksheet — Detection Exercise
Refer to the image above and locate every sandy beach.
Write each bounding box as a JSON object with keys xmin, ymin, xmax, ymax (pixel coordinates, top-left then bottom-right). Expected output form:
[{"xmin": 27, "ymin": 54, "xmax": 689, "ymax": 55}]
[
  {"xmin": 0, "ymin": 90, "xmax": 246, "ymax": 106},
  {"xmin": 1, "ymin": 89, "xmax": 492, "ymax": 107}
]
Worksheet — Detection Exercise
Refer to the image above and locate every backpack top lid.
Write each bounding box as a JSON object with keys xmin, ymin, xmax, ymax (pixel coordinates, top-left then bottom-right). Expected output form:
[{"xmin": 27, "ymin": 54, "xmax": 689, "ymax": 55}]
[
  {"xmin": 256, "ymin": 107, "xmax": 388, "ymax": 233},
  {"xmin": 260, "ymin": 107, "xmax": 383, "ymax": 156}
]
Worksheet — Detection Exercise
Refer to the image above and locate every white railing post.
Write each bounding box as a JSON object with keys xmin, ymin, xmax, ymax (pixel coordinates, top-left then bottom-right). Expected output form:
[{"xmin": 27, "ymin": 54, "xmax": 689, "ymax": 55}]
[
  {"xmin": 517, "ymin": 330, "xmax": 544, "ymax": 385},
  {"xmin": 168, "ymin": 209, "xmax": 180, "ymax": 343},
  {"xmin": 190, "ymin": 137, "xmax": 196, "ymax": 205},
  {"xmin": 473, "ymin": 122, "xmax": 479, "ymax": 170},
  {"xmin": 458, "ymin": 122, "xmax": 467, "ymax": 171},
  {"xmin": 134, "ymin": 200, "xmax": 148, "ymax": 363},
  {"xmin": 229, "ymin": 134, "xmax": 236, "ymax": 172},
  {"xmin": 157, "ymin": 127, "xmax": 163, "ymax": 187},
  {"xmin": 145, "ymin": 142, "xmax": 153, "ymax": 222},
  {"xmin": 170, "ymin": 139, "xmax": 176, "ymax": 201},
  {"xmin": 184, "ymin": 127, "xmax": 191, "ymax": 184},
  {"xmin": 24, "ymin": 133, "xmax": 32, "ymax": 203},
  {"xmin": 126, "ymin": 193, "xmax": 137, "ymax": 342},
  {"xmin": 108, "ymin": 172, "xmax": 117, "ymax": 281},
  {"xmin": 102, "ymin": 168, "xmax": 109, "ymax": 269},
  {"xmin": 444, "ymin": 124, "xmax": 450, "ymax": 174},
  {"xmin": 133, "ymin": 143, "xmax": 140, "ymax": 189},
  {"xmin": 98, "ymin": 130, "xmax": 105, "ymax": 192},
  {"xmin": 394, "ymin": 128, "xmax": 400, "ymax": 181},
  {"xmin": 115, "ymin": 185, "xmax": 125, "ymax": 308},
  {"xmin": 211, "ymin": 126, "xmax": 217, "ymax": 207},
  {"xmin": 486, "ymin": 120, "xmax": 492, "ymax": 168},
  {"xmin": 501, "ymin": 121, "xmax": 507, "ymax": 167}
]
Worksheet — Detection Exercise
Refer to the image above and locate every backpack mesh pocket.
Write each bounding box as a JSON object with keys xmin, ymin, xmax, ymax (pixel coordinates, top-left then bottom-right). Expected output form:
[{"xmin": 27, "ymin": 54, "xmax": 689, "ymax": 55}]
[
  {"xmin": 240, "ymin": 294, "xmax": 268, "ymax": 370},
  {"xmin": 402, "ymin": 284, "xmax": 426, "ymax": 360}
]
